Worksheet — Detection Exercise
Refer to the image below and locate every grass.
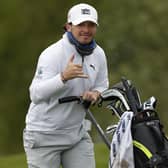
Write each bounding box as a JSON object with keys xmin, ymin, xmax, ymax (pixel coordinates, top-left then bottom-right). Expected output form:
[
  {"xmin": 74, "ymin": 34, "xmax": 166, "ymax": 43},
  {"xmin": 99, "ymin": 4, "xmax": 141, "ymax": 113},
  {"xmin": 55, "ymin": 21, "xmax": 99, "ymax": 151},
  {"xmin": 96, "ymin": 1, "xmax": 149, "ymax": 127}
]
[
  {"xmin": 0, "ymin": 143, "xmax": 109, "ymax": 168},
  {"xmin": 0, "ymin": 153, "xmax": 26, "ymax": 168},
  {"xmin": 95, "ymin": 143, "xmax": 109, "ymax": 167}
]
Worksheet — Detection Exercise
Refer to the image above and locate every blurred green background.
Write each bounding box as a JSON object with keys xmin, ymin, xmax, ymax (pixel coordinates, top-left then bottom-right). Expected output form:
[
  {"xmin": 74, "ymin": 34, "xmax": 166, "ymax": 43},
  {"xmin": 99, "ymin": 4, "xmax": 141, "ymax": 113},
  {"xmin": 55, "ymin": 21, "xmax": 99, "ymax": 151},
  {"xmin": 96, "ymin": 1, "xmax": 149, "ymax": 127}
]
[{"xmin": 0, "ymin": 0, "xmax": 168, "ymax": 163}]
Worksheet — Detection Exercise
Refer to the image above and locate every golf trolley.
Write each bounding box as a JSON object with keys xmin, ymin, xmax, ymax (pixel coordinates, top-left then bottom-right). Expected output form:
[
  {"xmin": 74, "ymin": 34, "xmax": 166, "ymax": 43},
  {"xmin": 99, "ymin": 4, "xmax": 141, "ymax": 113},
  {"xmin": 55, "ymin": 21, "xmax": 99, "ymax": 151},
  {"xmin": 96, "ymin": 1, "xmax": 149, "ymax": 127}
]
[{"xmin": 59, "ymin": 77, "xmax": 168, "ymax": 168}]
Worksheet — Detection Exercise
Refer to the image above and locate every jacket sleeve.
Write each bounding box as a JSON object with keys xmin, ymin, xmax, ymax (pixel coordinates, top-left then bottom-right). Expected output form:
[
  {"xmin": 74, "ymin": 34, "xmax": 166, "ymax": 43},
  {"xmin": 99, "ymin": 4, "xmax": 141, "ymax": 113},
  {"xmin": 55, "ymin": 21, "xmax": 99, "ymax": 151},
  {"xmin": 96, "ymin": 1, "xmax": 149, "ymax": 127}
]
[{"xmin": 29, "ymin": 50, "xmax": 65, "ymax": 104}]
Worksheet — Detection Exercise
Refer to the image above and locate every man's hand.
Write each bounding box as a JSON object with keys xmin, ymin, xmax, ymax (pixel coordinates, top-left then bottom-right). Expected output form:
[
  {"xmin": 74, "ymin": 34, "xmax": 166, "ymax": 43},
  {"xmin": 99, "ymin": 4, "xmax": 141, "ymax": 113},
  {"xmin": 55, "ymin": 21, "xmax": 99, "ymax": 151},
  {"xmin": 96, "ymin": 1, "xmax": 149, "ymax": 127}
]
[
  {"xmin": 62, "ymin": 54, "xmax": 88, "ymax": 81},
  {"xmin": 82, "ymin": 90, "xmax": 100, "ymax": 105}
]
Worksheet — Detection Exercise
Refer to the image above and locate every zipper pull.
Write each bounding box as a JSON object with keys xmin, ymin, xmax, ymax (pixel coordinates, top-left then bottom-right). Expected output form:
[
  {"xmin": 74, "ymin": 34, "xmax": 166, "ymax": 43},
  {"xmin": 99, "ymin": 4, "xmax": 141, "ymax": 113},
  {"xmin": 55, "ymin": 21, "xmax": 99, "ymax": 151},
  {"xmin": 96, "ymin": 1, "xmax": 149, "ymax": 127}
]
[{"xmin": 82, "ymin": 55, "xmax": 84, "ymax": 66}]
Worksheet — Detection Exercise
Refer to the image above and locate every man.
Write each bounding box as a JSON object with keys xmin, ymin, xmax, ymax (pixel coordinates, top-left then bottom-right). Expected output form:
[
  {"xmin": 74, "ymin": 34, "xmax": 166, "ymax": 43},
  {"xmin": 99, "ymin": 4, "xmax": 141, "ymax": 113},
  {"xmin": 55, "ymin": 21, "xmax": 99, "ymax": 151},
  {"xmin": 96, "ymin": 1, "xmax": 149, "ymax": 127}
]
[{"xmin": 23, "ymin": 3, "xmax": 109, "ymax": 168}]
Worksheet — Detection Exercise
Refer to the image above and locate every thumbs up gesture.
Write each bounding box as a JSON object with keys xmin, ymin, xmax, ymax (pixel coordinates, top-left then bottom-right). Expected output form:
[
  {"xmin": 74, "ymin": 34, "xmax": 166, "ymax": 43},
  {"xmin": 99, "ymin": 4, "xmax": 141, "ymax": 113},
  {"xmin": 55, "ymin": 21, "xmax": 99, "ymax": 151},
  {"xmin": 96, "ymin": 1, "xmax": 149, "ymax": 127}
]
[{"xmin": 61, "ymin": 54, "xmax": 88, "ymax": 81}]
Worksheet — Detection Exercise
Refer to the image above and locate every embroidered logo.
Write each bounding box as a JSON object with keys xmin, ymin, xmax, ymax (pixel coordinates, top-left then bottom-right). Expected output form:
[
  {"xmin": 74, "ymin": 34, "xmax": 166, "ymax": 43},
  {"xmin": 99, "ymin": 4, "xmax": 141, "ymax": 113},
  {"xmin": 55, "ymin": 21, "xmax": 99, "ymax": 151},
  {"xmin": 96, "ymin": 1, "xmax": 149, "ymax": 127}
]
[
  {"xmin": 90, "ymin": 64, "xmax": 96, "ymax": 70},
  {"xmin": 81, "ymin": 8, "xmax": 90, "ymax": 15},
  {"xmin": 37, "ymin": 66, "xmax": 43, "ymax": 75},
  {"xmin": 36, "ymin": 66, "xmax": 43, "ymax": 79}
]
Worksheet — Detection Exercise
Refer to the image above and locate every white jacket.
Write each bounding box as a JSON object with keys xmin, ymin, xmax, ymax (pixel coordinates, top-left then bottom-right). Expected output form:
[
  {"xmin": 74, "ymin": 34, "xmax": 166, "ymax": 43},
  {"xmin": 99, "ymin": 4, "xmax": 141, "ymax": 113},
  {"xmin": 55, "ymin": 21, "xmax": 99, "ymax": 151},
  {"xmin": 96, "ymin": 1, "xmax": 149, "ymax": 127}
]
[{"xmin": 25, "ymin": 33, "xmax": 109, "ymax": 132}]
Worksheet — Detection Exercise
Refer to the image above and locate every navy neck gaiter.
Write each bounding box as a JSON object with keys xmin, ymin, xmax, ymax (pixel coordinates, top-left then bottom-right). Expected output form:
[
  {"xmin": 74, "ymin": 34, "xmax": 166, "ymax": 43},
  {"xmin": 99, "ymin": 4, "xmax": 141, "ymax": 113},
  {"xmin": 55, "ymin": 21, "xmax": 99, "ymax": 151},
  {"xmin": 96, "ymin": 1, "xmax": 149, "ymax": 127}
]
[{"xmin": 67, "ymin": 31, "xmax": 97, "ymax": 56}]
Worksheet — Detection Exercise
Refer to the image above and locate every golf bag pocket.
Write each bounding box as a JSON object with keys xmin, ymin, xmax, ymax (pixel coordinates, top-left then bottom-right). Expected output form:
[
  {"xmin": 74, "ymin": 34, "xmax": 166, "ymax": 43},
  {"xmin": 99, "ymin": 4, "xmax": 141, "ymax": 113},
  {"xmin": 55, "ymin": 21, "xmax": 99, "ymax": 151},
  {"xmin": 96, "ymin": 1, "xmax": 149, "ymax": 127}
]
[{"xmin": 132, "ymin": 112, "xmax": 168, "ymax": 167}]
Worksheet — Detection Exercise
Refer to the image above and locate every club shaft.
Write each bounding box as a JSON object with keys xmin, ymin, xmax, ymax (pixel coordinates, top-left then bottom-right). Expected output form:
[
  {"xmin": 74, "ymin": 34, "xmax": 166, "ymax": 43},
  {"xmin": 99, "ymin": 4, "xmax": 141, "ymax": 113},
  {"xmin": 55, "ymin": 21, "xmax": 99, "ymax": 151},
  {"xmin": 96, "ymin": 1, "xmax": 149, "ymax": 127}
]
[{"xmin": 86, "ymin": 109, "xmax": 111, "ymax": 149}]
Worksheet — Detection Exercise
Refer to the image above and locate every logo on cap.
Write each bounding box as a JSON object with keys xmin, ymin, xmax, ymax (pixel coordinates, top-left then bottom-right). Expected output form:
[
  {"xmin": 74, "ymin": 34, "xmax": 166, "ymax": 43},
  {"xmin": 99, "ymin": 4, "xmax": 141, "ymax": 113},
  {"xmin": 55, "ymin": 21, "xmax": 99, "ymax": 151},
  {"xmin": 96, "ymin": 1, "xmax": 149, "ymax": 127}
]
[{"xmin": 81, "ymin": 8, "xmax": 90, "ymax": 15}]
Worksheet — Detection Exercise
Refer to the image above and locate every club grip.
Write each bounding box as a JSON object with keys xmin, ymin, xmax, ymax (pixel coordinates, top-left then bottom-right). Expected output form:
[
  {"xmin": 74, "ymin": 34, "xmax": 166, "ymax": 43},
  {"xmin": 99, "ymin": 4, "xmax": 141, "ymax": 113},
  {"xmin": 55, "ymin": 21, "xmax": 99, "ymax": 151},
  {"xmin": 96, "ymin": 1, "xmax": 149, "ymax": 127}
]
[{"xmin": 58, "ymin": 96, "xmax": 80, "ymax": 104}]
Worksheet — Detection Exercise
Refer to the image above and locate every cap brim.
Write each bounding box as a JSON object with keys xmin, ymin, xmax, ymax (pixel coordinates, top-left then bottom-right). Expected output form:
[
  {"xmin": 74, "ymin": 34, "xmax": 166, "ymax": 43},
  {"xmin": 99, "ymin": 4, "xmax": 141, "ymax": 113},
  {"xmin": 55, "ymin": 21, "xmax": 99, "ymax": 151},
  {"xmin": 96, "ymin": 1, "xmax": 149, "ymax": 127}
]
[{"xmin": 72, "ymin": 17, "xmax": 98, "ymax": 26}]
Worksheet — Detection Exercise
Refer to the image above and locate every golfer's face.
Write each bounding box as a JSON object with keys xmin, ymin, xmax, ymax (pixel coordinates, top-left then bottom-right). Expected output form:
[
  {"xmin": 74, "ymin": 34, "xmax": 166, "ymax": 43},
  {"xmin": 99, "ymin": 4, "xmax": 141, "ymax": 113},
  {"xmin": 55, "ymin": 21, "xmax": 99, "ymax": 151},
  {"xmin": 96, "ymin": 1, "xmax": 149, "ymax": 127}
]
[{"xmin": 71, "ymin": 21, "xmax": 97, "ymax": 44}]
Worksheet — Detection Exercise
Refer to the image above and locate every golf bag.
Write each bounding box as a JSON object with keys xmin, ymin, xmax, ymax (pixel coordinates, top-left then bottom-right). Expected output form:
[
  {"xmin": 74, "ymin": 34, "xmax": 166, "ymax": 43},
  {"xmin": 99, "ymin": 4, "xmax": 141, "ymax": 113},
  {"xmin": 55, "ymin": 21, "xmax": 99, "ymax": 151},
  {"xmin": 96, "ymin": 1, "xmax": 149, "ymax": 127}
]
[
  {"xmin": 101, "ymin": 77, "xmax": 168, "ymax": 168},
  {"xmin": 58, "ymin": 77, "xmax": 168, "ymax": 167}
]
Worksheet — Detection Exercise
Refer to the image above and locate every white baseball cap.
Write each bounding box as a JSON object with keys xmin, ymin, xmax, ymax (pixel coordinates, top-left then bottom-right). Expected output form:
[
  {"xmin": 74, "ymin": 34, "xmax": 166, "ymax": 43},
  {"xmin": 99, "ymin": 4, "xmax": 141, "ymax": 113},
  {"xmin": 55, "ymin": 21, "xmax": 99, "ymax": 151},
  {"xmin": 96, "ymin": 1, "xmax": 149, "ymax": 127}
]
[{"xmin": 67, "ymin": 3, "xmax": 98, "ymax": 26}]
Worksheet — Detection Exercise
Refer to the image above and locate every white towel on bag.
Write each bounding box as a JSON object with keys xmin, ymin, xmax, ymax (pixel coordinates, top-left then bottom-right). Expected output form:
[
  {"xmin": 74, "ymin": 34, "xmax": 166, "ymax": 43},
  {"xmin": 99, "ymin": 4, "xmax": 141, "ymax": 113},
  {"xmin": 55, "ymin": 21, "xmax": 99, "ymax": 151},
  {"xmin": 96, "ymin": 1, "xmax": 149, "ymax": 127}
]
[{"xmin": 109, "ymin": 111, "xmax": 134, "ymax": 168}]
